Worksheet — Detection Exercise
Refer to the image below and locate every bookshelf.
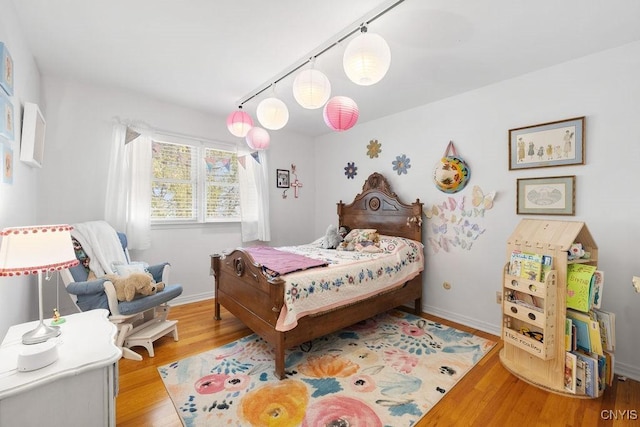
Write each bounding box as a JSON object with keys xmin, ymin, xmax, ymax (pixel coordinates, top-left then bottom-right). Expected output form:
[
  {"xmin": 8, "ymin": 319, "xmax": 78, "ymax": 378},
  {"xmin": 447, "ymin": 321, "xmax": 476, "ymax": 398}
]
[{"xmin": 499, "ymin": 219, "xmax": 605, "ymax": 398}]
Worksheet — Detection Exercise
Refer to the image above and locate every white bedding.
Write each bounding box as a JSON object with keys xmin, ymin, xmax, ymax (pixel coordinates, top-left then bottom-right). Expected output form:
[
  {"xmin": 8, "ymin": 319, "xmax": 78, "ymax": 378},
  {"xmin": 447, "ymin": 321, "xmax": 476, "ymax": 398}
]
[{"xmin": 274, "ymin": 235, "xmax": 424, "ymax": 331}]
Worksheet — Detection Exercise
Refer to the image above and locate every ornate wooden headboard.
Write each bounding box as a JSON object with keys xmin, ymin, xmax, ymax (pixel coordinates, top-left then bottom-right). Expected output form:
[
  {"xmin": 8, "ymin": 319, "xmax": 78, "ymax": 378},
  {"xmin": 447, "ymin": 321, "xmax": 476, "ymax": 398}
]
[{"xmin": 337, "ymin": 172, "xmax": 423, "ymax": 242}]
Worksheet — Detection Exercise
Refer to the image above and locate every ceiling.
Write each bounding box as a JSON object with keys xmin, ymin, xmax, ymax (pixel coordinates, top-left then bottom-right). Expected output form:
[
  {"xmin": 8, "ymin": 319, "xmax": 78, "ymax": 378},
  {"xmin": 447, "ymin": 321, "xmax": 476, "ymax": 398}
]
[{"xmin": 10, "ymin": 0, "xmax": 640, "ymax": 137}]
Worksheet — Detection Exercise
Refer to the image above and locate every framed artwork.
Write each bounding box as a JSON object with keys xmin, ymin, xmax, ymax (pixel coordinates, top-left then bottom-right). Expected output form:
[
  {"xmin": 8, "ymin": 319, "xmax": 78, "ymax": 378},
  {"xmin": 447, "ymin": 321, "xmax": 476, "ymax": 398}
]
[
  {"xmin": 0, "ymin": 92, "xmax": 14, "ymax": 141},
  {"xmin": 2, "ymin": 143, "xmax": 13, "ymax": 184},
  {"xmin": 509, "ymin": 116, "xmax": 585, "ymax": 170},
  {"xmin": 277, "ymin": 169, "xmax": 290, "ymax": 188},
  {"xmin": 517, "ymin": 175, "xmax": 575, "ymax": 216},
  {"xmin": 0, "ymin": 42, "xmax": 14, "ymax": 96}
]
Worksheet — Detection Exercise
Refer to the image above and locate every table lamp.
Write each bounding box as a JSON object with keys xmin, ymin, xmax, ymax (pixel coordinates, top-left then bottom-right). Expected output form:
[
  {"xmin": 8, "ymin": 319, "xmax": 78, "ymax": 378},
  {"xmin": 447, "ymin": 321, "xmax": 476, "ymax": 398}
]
[{"xmin": 0, "ymin": 224, "xmax": 79, "ymax": 344}]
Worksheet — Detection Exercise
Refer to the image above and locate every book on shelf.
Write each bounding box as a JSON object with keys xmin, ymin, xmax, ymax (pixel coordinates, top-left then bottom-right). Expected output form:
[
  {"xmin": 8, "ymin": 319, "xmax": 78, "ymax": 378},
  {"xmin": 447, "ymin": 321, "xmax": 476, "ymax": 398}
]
[
  {"xmin": 565, "ymin": 318, "xmax": 573, "ymax": 351},
  {"xmin": 565, "ymin": 352, "xmax": 578, "ymax": 393},
  {"xmin": 566, "ymin": 309, "xmax": 592, "ymax": 353},
  {"xmin": 540, "ymin": 255, "xmax": 553, "ymax": 282},
  {"xmin": 575, "ymin": 358, "xmax": 586, "ymax": 395},
  {"xmin": 519, "ymin": 252, "xmax": 543, "ymax": 281},
  {"xmin": 572, "ymin": 351, "xmax": 598, "ymax": 397},
  {"xmin": 603, "ymin": 350, "xmax": 615, "ymax": 387},
  {"xmin": 566, "ymin": 263, "xmax": 597, "ymax": 312},
  {"xmin": 591, "ymin": 270, "xmax": 604, "ymax": 309},
  {"xmin": 592, "ymin": 309, "xmax": 615, "ymax": 352},
  {"xmin": 508, "ymin": 251, "xmax": 523, "ymax": 276}
]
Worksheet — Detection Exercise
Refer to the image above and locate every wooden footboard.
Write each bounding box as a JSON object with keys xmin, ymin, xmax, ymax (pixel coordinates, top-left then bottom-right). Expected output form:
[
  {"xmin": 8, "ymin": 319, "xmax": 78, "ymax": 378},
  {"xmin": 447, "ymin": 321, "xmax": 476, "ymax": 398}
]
[
  {"xmin": 211, "ymin": 251, "xmax": 422, "ymax": 379},
  {"xmin": 210, "ymin": 172, "xmax": 424, "ymax": 380}
]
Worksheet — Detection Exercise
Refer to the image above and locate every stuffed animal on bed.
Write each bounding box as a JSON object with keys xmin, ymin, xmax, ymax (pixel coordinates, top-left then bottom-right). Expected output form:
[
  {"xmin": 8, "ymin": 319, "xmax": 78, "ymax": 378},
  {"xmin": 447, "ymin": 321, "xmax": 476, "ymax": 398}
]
[{"xmin": 320, "ymin": 225, "xmax": 351, "ymax": 249}]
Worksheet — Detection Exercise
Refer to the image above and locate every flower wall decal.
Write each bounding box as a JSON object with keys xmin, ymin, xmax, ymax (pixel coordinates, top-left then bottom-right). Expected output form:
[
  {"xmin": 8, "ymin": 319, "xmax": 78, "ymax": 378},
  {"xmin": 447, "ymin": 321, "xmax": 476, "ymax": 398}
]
[
  {"xmin": 367, "ymin": 139, "xmax": 382, "ymax": 158},
  {"xmin": 344, "ymin": 162, "xmax": 358, "ymax": 179},
  {"xmin": 392, "ymin": 154, "xmax": 411, "ymax": 175}
]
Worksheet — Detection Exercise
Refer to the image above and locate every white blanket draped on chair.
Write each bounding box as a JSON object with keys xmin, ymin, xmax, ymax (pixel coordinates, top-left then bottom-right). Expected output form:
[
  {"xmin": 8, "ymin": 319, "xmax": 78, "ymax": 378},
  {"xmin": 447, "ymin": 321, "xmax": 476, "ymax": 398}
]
[{"xmin": 72, "ymin": 220, "xmax": 127, "ymax": 276}]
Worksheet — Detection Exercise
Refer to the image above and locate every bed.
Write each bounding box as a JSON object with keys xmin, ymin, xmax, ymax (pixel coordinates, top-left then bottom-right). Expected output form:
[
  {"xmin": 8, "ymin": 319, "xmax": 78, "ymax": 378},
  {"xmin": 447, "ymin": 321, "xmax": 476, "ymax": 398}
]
[{"xmin": 210, "ymin": 172, "xmax": 424, "ymax": 379}]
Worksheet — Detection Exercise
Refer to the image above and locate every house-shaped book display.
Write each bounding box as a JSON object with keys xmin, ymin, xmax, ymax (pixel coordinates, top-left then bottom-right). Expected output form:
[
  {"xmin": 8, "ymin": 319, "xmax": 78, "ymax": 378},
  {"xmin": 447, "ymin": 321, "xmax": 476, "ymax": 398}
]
[{"xmin": 500, "ymin": 219, "xmax": 610, "ymax": 398}]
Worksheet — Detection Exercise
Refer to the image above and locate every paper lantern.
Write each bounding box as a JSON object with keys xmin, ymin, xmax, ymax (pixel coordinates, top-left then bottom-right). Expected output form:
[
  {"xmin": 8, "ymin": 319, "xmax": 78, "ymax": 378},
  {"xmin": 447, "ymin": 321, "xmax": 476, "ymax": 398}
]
[
  {"xmin": 226, "ymin": 108, "xmax": 253, "ymax": 137},
  {"xmin": 246, "ymin": 126, "xmax": 270, "ymax": 150},
  {"xmin": 343, "ymin": 29, "xmax": 391, "ymax": 86},
  {"xmin": 256, "ymin": 97, "xmax": 289, "ymax": 130},
  {"xmin": 292, "ymin": 69, "xmax": 331, "ymax": 109},
  {"xmin": 323, "ymin": 96, "xmax": 359, "ymax": 131}
]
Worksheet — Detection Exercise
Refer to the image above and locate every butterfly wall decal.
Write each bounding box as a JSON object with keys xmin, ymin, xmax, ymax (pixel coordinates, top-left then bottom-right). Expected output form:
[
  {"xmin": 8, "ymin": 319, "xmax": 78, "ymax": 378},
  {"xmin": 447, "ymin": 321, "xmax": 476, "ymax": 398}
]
[{"xmin": 471, "ymin": 185, "xmax": 496, "ymax": 210}]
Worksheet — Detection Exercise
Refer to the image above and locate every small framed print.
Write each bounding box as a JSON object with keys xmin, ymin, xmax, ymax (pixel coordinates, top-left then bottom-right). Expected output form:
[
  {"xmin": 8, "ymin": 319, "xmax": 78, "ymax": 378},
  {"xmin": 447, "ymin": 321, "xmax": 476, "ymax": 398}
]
[
  {"xmin": 0, "ymin": 92, "xmax": 14, "ymax": 141},
  {"xmin": 2, "ymin": 142, "xmax": 13, "ymax": 184},
  {"xmin": 277, "ymin": 169, "xmax": 290, "ymax": 188},
  {"xmin": 509, "ymin": 116, "xmax": 585, "ymax": 170},
  {"xmin": 0, "ymin": 42, "xmax": 14, "ymax": 96},
  {"xmin": 517, "ymin": 175, "xmax": 575, "ymax": 216}
]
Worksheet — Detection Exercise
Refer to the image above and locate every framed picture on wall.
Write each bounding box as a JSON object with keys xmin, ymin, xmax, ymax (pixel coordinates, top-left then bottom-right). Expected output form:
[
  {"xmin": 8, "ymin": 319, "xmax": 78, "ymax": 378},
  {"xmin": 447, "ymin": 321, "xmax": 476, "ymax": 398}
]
[
  {"xmin": 516, "ymin": 175, "xmax": 576, "ymax": 215},
  {"xmin": 509, "ymin": 116, "xmax": 585, "ymax": 170},
  {"xmin": 277, "ymin": 169, "xmax": 290, "ymax": 188},
  {"xmin": 0, "ymin": 42, "xmax": 14, "ymax": 96},
  {"xmin": 2, "ymin": 142, "xmax": 13, "ymax": 184},
  {"xmin": 0, "ymin": 92, "xmax": 14, "ymax": 141}
]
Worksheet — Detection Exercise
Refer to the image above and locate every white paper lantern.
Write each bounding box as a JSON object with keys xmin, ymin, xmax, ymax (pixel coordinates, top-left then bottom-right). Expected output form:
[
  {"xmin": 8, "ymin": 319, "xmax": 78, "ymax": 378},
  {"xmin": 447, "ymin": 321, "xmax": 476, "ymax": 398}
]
[
  {"xmin": 256, "ymin": 97, "xmax": 289, "ymax": 130},
  {"xmin": 343, "ymin": 30, "xmax": 391, "ymax": 86},
  {"xmin": 292, "ymin": 69, "xmax": 331, "ymax": 109}
]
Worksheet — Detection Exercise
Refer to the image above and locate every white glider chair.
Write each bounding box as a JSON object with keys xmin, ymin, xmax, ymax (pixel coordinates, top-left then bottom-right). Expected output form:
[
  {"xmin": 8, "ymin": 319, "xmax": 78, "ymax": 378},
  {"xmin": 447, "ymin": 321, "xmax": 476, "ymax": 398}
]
[{"xmin": 60, "ymin": 222, "xmax": 183, "ymax": 360}]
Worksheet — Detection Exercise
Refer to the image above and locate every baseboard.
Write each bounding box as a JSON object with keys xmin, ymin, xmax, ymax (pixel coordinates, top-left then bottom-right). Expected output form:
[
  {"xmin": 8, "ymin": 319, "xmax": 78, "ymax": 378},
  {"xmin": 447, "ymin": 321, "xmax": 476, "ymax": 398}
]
[
  {"xmin": 170, "ymin": 291, "xmax": 214, "ymax": 307},
  {"xmin": 421, "ymin": 303, "xmax": 501, "ymax": 337},
  {"xmin": 421, "ymin": 303, "xmax": 640, "ymax": 383}
]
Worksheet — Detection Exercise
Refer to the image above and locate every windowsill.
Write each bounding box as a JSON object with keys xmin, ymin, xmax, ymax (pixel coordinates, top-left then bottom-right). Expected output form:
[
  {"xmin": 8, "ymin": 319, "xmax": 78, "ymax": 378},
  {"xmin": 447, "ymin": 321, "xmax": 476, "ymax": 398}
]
[{"xmin": 151, "ymin": 220, "xmax": 241, "ymax": 230}]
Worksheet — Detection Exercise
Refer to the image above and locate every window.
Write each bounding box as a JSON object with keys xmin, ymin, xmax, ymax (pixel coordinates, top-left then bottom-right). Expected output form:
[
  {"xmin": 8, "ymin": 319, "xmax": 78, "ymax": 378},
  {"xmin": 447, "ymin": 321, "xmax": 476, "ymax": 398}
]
[{"xmin": 151, "ymin": 139, "xmax": 240, "ymax": 222}]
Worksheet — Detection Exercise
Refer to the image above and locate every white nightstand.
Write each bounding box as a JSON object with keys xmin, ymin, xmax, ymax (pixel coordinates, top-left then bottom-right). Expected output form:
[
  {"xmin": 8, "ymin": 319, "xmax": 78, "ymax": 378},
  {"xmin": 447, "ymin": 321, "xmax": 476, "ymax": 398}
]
[{"xmin": 0, "ymin": 309, "xmax": 121, "ymax": 427}]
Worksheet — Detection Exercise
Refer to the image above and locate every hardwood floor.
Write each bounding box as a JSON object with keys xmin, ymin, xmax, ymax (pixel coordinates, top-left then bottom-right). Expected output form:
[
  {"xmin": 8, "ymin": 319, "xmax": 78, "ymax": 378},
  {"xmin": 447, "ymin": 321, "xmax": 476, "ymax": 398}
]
[{"xmin": 117, "ymin": 300, "xmax": 639, "ymax": 426}]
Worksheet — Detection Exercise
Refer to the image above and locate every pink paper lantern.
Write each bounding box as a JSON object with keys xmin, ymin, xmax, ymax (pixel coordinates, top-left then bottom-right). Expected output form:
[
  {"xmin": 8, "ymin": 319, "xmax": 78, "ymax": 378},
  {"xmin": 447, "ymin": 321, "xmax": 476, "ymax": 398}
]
[
  {"xmin": 246, "ymin": 126, "xmax": 270, "ymax": 150},
  {"xmin": 226, "ymin": 109, "xmax": 254, "ymax": 137},
  {"xmin": 323, "ymin": 96, "xmax": 359, "ymax": 131}
]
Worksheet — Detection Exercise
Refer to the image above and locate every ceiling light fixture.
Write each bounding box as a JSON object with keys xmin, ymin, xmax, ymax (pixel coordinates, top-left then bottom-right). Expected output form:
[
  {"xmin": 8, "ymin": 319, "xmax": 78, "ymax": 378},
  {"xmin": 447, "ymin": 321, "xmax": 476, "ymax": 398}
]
[
  {"xmin": 343, "ymin": 26, "xmax": 391, "ymax": 86},
  {"xmin": 323, "ymin": 96, "xmax": 359, "ymax": 131},
  {"xmin": 292, "ymin": 66, "xmax": 331, "ymax": 110},
  {"xmin": 226, "ymin": 106, "xmax": 253, "ymax": 137},
  {"xmin": 256, "ymin": 93, "xmax": 289, "ymax": 130},
  {"xmin": 246, "ymin": 126, "xmax": 270, "ymax": 150},
  {"xmin": 231, "ymin": 0, "xmax": 405, "ymax": 131}
]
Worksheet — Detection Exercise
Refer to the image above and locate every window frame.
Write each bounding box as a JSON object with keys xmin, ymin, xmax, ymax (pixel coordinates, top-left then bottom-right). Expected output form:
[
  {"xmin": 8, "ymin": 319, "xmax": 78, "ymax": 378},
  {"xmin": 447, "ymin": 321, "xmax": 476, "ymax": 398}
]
[{"xmin": 150, "ymin": 135, "xmax": 240, "ymax": 225}]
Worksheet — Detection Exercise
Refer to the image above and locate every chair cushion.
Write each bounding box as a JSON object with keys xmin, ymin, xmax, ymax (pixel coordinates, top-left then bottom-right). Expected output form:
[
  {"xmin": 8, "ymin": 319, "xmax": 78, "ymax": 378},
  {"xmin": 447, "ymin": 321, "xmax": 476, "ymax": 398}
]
[{"xmin": 117, "ymin": 284, "xmax": 183, "ymax": 315}]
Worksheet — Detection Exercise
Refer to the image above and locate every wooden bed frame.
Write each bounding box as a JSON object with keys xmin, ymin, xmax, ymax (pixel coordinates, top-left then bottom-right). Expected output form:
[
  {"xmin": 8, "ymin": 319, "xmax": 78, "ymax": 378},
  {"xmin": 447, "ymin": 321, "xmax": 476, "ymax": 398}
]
[{"xmin": 210, "ymin": 172, "xmax": 424, "ymax": 379}]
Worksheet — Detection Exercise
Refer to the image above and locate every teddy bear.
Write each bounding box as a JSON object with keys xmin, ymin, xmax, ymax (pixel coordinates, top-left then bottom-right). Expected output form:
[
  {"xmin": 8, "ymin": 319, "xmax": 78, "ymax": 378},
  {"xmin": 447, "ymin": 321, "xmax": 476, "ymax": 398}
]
[{"xmin": 105, "ymin": 272, "xmax": 165, "ymax": 302}]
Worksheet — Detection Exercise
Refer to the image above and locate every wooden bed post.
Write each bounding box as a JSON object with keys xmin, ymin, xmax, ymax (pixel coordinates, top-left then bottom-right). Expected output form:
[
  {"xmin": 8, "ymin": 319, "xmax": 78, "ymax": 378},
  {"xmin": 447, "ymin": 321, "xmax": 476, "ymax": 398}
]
[{"xmin": 210, "ymin": 254, "xmax": 221, "ymax": 320}]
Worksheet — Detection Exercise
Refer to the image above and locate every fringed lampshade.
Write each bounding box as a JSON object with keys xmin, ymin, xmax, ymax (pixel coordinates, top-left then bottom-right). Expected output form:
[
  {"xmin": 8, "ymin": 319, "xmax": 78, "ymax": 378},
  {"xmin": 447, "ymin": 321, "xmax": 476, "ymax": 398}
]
[
  {"xmin": 256, "ymin": 97, "xmax": 289, "ymax": 130},
  {"xmin": 323, "ymin": 96, "xmax": 359, "ymax": 131},
  {"xmin": 246, "ymin": 126, "xmax": 270, "ymax": 150},
  {"xmin": 226, "ymin": 108, "xmax": 254, "ymax": 137},
  {"xmin": 343, "ymin": 27, "xmax": 391, "ymax": 86},
  {"xmin": 292, "ymin": 69, "xmax": 331, "ymax": 109}
]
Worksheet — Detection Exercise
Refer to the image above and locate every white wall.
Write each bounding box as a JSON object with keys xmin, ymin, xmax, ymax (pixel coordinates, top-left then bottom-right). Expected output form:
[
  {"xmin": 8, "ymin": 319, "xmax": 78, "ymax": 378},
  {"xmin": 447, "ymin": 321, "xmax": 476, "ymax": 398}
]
[
  {"xmin": 0, "ymin": 0, "xmax": 43, "ymax": 339},
  {"xmin": 36, "ymin": 76, "xmax": 316, "ymax": 309},
  {"xmin": 314, "ymin": 41, "xmax": 640, "ymax": 380}
]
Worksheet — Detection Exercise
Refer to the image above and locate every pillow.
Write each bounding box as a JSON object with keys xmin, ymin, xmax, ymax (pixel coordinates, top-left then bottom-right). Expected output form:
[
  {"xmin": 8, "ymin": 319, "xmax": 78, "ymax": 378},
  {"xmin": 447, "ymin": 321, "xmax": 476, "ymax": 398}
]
[
  {"xmin": 112, "ymin": 261, "xmax": 149, "ymax": 276},
  {"xmin": 344, "ymin": 228, "xmax": 378, "ymax": 243}
]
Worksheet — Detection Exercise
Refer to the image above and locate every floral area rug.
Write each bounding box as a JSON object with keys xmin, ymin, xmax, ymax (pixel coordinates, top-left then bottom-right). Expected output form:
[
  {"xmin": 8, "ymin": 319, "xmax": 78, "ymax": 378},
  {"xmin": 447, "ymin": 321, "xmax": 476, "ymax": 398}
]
[{"xmin": 158, "ymin": 310, "xmax": 495, "ymax": 426}]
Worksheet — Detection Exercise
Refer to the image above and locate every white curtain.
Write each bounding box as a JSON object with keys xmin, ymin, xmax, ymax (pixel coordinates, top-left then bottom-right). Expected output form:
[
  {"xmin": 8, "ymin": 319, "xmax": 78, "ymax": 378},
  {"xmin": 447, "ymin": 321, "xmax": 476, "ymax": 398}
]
[
  {"xmin": 238, "ymin": 150, "xmax": 270, "ymax": 242},
  {"xmin": 104, "ymin": 123, "xmax": 152, "ymax": 250}
]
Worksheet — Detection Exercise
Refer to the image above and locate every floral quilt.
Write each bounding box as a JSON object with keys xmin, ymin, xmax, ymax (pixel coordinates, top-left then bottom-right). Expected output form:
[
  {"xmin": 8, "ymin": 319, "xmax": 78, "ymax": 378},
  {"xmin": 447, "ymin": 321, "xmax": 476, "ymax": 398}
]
[{"xmin": 274, "ymin": 236, "xmax": 424, "ymax": 331}]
